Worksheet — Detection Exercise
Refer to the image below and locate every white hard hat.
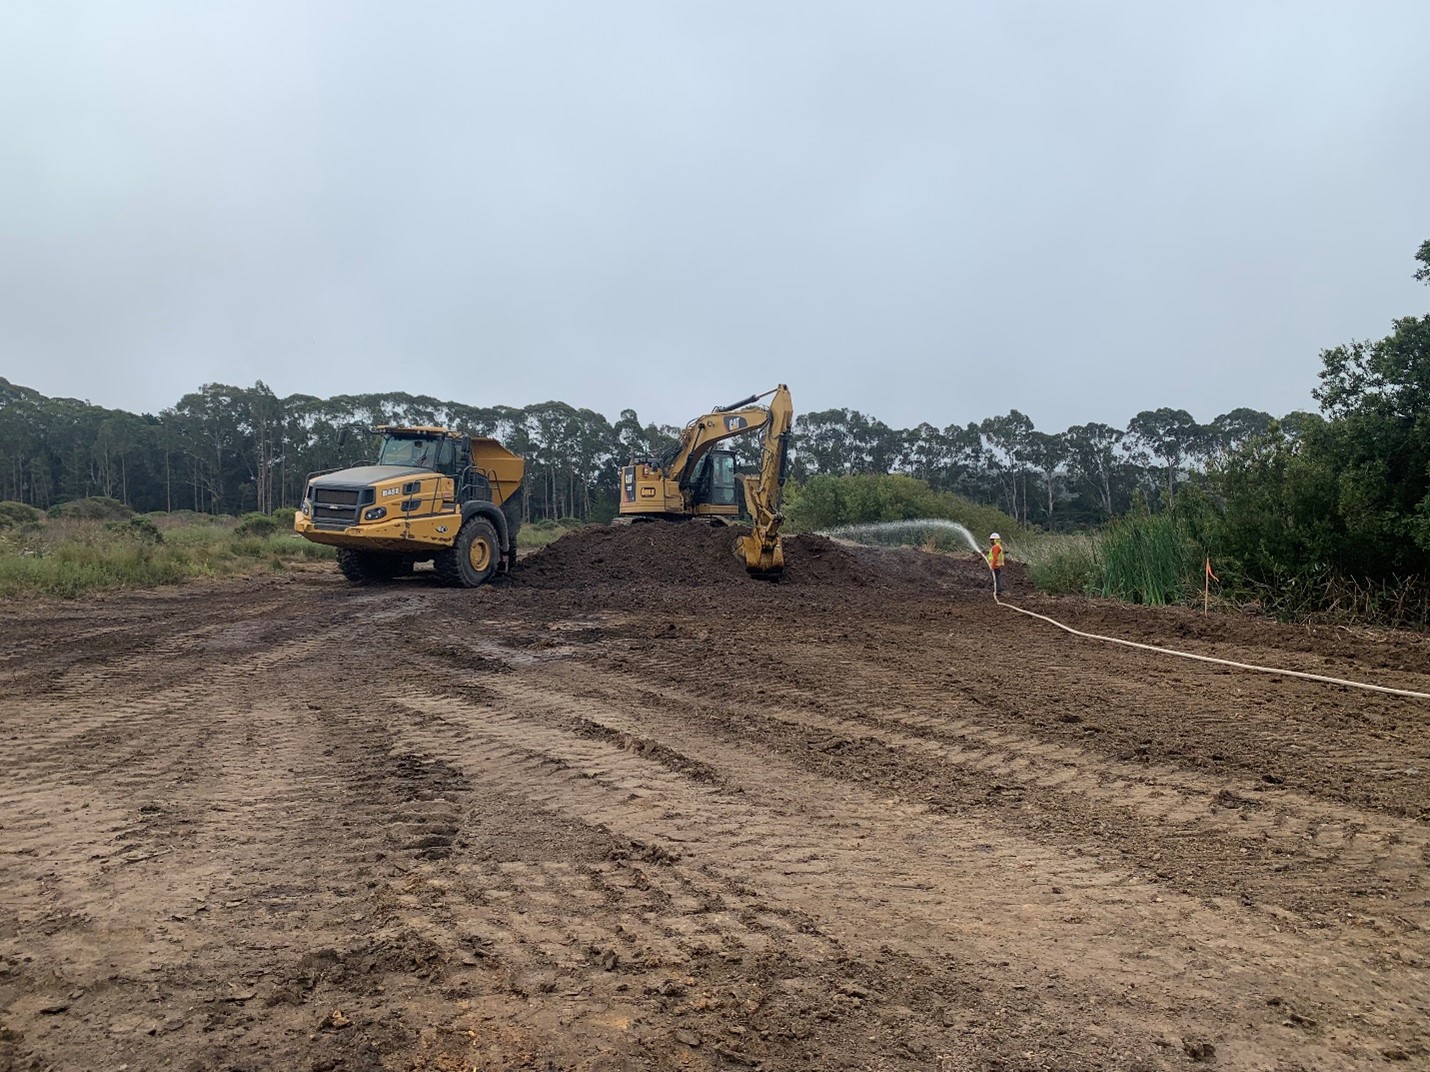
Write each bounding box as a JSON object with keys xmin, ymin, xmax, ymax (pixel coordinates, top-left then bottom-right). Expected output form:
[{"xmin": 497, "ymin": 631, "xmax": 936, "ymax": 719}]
[{"xmin": 990, "ymin": 532, "xmax": 1001, "ymax": 540}]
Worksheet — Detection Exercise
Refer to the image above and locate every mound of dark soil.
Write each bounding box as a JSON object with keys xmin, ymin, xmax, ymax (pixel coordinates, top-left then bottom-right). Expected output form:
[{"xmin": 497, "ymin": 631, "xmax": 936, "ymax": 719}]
[
  {"xmin": 842, "ymin": 542, "xmax": 1031, "ymax": 594},
  {"xmin": 511, "ymin": 522, "xmax": 1018, "ymax": 597},
  {"xmin": 512, "ymin": 522, "xmax": 766, "ymax": 590}
]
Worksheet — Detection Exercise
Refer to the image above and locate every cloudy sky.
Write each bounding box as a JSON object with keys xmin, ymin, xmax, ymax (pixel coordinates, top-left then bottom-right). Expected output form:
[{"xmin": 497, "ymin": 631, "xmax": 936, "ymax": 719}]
[{"xmin": 2, "ymin": 1, "xmax": 1427, "ymax": 433}]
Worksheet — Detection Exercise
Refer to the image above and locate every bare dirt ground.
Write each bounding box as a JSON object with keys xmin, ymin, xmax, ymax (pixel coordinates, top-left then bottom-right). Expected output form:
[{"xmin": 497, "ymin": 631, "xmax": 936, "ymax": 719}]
[{"xmin": 3, "ymin": 524, "xmax": 1429, "ymax": 1072}]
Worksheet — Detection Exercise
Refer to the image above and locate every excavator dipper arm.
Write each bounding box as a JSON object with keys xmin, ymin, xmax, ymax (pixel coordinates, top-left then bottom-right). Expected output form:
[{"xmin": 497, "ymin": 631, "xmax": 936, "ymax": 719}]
[{"xmin": 735, "ymin": 385, "xmax": 793, "ymax": 578}]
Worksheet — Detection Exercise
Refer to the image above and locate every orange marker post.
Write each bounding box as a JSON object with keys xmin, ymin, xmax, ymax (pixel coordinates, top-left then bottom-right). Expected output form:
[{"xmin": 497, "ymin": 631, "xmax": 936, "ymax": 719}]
[{"xmin": 1204, "ymin": 557, "xmax": 1219, "ymax": 616}]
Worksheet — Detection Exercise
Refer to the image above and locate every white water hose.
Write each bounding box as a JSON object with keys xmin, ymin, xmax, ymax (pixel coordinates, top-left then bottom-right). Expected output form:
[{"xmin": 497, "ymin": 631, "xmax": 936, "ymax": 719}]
[{"xmin": 988, "ymin": 565, "xmax": 1430, "ymax": 701}]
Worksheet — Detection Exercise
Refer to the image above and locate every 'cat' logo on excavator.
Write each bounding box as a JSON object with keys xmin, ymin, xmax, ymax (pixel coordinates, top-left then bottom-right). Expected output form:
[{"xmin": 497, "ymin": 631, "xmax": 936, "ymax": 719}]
[{"xmin": 724, "ymin": 416, "xmax": 747, "ymax": 431}]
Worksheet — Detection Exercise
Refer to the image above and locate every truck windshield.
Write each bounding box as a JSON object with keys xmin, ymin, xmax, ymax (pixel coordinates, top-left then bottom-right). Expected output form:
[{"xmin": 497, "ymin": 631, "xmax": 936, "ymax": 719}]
[{"xmin": 376, "ymin": 436, "xmax": 440, "ymax": 468}]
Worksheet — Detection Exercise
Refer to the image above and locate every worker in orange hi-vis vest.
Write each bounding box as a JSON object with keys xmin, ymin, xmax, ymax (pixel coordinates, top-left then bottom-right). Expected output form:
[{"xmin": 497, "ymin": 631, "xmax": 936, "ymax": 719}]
[{"xmin": 987, "ymin": 532, "xmax": 1006, "ymax": 596}]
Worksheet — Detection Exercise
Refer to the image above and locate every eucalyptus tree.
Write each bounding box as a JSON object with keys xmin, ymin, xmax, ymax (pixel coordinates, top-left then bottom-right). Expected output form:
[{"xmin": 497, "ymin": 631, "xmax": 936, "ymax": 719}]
[
  {"xmin": 1126, "ymin": 407, "xmax": 1205, "ymax": 510},
  {"xmin": 1023, "ymin": 430, "xmax": 1069, "ymax": 525},
  {"xmin": 792, "ymin": 409, "xmax": 857, "ymax": 478},
  {"xmin": 1063, "ymin": 422, "xmax": 1125, "ymax": 520},
  {"xmin": 1206, "ymin": 408, "xmax": 1273, "ymax": 462},
  {"xmin": 898, "ymin": 422, "xmax": 952, "ymax": 485},
  {"xmin": 980, "ymin": 410, "xmax": 1035, "ymax": 524}
]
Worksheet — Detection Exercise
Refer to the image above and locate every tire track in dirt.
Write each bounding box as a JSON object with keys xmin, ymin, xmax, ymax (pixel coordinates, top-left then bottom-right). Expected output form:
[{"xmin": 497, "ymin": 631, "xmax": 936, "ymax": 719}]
[
  {"xmin": 937, "ymin": 612, "xmax": 1430, "ymax": 816},
  {"xmin": 0, "ymin": 649, "xmax": 503, "ymax": 1071},
  {"xmin": 386, "ymin": 676, "xmax": 1430, "ymax": 1068},
  {"xmin": 0, "ymin": 593, "xmax": 391, "ymax": 1061},
  {"xmin": 376, "ymin": 688, "xmax": 1152, "ymax": 1069},
  {"xmin": 0, "ymin": 586, "xmax": 306, "ymax": 690},
  {"xmin": 4, "ymin": 633, "xmax": 337, "ymax": 782},
  {"xmin": 413, "ymin": 600, "xmax": 1430, "ymax": 942},
  {"xmin": 594, "ymin": 644, "xmax": 1430, "ymax": 930},
  {"xmin": 744, "ymin": 619, "xmax": 1430, "ymax": 813},
  {"xmin": 7, "ymin": 556, "xmax": 1430, "ymax": 1071}
]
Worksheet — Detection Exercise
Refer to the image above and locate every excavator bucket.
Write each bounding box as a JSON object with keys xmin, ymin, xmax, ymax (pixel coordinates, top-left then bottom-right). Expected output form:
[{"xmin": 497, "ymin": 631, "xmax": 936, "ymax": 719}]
[{"xmin": 736, "ymin": 531, "xmax": 784, "ymax": 580}]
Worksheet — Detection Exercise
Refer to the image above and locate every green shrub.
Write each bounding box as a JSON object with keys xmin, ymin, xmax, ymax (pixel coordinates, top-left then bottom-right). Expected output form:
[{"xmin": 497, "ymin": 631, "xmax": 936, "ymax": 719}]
[
  {"xmin": 0, "ymin": 501, "xmax": 44, "ymax": 530},
  {"xmin": 1021, "ymin": 533, "xmax": 1100, "ymax": 595},
  {"xmin": 270, "ymin": 507, "xmax": 297, "ymax": 528},
  {"xmin": 785, "ymin": 474, "xmax": 1020, "ymax": 544},
  {"xmin": 47, "ymin": 497, "xmax": 132, "ymax": 521},
  {"xmin": 149, "ymin": 510, "xmax": 226, "ymax": 528},
  {"xmin": 231, "ymin": 536, "xmax": 268, "ymax": 557},
  {"xmin": 104, "ymin": 516, "xmax": 164, "ymax": 545},
  {"xmin": 235, "ymin": 512, "xmax": 280, "ymax": 538},
  {"xmin": 288, "ymin": 537, "xmax": 336, "ymax": 560}
]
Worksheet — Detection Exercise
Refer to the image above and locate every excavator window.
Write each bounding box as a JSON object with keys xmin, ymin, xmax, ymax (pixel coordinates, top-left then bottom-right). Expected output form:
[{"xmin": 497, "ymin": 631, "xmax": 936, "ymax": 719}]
[
  {"xmin": 709, "ymin": 452, "xmax": 736, "ymax": 506},
  {"xmin": 690, "ymin": 450, "xmax": 738, "ymax": 507}
]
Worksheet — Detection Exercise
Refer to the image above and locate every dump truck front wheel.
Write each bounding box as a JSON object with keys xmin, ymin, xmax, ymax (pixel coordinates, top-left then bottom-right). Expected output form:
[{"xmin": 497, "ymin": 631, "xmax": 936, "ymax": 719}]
[
  {"xmin": 435, "ymin": 517, "xmax": 500, "ymax": 588},
  {"xmin": 335, "ymin": 548, "xmax": 403, "ymax": 584}
]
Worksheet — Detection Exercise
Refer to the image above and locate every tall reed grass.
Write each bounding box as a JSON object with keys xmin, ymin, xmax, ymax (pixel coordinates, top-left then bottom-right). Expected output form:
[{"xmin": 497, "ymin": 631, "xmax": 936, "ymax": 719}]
[
  {"xmin": 1019, "ymin": 514, "xmax": 1201, "ymax": 606},
  {"xmin": 1097, "ymin": 513, "xmax": 1199, "ymax": 605}
]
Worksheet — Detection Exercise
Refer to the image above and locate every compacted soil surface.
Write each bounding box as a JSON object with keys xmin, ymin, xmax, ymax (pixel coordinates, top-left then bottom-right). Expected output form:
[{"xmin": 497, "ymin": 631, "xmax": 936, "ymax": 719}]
[{"xmin": 3, "ymin": 524, "xmax": 1429, "ymax": 1071}]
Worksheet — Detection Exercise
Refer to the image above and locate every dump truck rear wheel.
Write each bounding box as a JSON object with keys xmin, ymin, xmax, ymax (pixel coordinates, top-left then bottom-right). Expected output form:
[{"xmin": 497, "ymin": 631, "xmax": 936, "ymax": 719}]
[{"xmin": 434, "ymin": 517, "xmax": 500, "ymax": 588}]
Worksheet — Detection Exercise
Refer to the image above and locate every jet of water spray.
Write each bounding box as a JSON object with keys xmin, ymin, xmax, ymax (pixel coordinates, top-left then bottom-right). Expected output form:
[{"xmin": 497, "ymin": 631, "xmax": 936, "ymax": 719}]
[{"xmin": 820, "ymin": 518, "xmax": 983, "ymax": 554}]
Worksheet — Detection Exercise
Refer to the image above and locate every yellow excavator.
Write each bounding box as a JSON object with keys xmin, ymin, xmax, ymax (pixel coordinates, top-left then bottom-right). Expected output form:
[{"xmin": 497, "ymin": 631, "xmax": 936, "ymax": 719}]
[
  {"xmin": 618, "ymin": 384, "xmax": 793, "ymax": 578},
  {"xmin": 295, "ymin": 425, "xmax": 524, "ymax": 587}
]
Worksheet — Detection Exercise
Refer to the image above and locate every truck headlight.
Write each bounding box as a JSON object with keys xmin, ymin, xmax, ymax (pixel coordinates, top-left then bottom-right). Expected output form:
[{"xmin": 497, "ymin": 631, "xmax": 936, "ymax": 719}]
[
  {"xmin": 301, "ymin": 499, "xmax": 311, "ymax": 517},
  {"xmin": 363, "ymin": 506, "xmax": 387, "ymax": 522}
]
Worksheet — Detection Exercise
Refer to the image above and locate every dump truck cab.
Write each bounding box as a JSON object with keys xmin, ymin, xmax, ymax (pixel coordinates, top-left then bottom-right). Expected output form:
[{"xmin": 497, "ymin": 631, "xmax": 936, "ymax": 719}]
[{"xmin": 296, "ymin": 425, "xmax": 525, "ymax": 587}]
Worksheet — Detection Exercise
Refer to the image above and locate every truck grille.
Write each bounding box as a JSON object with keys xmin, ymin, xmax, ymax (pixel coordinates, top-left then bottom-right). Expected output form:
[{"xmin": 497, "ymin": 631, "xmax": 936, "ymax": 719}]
[{"xmin": 311, "ymin": 485, "xmax": 364, "ymax": 529}]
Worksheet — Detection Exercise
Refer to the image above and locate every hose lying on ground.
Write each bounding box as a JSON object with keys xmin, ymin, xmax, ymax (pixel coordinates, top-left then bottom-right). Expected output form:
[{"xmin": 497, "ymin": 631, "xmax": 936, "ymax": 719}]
[{"xmin": 990, "ymin": 580, "xmax": 1430, "ymax": 702}]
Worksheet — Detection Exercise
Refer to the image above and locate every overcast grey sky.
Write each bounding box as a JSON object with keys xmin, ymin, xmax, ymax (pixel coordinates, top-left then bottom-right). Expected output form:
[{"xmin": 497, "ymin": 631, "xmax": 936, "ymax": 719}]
[{"xmin": 2, "ymin": 1, "xmax": 1427, "ymax": 432}]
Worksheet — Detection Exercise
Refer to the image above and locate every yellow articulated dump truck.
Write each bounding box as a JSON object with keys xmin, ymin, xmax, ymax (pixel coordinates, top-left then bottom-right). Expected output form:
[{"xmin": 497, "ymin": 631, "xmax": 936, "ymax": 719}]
[{"xmin": 295, "ymin": 425, "xmax": 524, "ymax": 587}]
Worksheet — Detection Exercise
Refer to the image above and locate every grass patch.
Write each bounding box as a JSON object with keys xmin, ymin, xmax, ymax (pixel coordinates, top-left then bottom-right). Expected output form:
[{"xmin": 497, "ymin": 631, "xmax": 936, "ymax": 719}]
[
  {"xmin": 0, "ymin": 513, "xmax": 334, "ymax": 599},
  {"xmin": 1017, "ymin": 531, "xmax": 1101, "ymax": 595},
  {"xmin": 518, "ymin": 518, "xmax": 586, "ymax": 550}
]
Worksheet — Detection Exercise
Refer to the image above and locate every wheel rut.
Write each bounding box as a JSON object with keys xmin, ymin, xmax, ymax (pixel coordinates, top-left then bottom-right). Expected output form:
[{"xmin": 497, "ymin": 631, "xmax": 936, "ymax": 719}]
[{"xmin": 386, "ymin": 672, "xmax": 1430, "ymax": 1067}]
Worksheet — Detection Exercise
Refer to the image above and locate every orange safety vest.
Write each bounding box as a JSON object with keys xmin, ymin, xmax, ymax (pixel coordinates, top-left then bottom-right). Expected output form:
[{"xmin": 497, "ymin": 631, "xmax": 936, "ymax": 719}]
[{"xmin": 988, "ymin": 542, "xmax": 1004, "ymax": 569}]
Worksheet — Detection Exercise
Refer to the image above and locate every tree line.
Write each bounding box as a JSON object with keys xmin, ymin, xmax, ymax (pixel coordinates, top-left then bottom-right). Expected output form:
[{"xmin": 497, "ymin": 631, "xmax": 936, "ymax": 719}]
[
  {"xmin": 0, "ymin": 376, "xmax": 1285, "ymax": 529},
  {"xmin": 0, "ymin": 383, "xmax": 670, "ymax": 524}
]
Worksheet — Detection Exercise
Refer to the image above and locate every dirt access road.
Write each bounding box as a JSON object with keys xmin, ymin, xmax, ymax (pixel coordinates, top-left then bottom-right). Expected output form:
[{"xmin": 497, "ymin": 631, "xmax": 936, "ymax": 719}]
[{"xmin": 3, "ymin": 525, "xmax": 1429, "ymax": 1072}]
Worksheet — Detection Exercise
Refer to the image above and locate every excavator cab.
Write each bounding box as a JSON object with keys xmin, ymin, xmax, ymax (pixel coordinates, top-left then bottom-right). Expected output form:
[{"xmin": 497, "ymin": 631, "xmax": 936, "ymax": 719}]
[{"xmin": 687, "ymin": 449, "xmax": 739, "ymax": 510}]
